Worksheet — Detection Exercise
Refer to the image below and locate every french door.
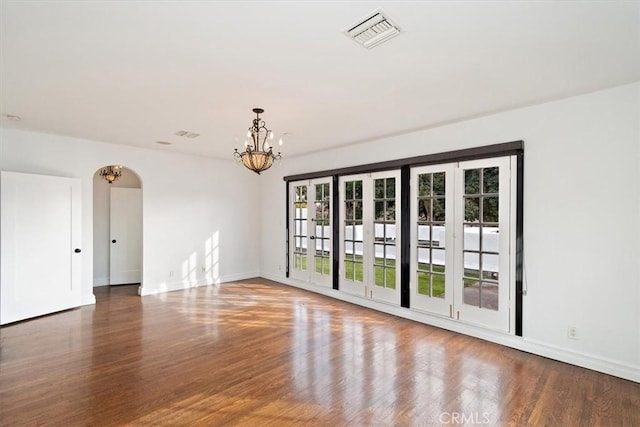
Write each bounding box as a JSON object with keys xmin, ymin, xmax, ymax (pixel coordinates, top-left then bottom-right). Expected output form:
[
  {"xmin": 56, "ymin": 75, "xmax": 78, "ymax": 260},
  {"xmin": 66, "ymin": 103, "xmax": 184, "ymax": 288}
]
[
  {"xmin": 411, "ymin": 157, "xmax": 514, "ymax": 332},
  {"xmin": 410, "ymin": 164, "xmax": 455, "ymax": 317},
  {"xmin": 339, "ymin": 171, "xmax": 401, "ymax": 305},
  {"xmin": 290, "ymin": 178, "xmax": 332, "ymax": 287}
]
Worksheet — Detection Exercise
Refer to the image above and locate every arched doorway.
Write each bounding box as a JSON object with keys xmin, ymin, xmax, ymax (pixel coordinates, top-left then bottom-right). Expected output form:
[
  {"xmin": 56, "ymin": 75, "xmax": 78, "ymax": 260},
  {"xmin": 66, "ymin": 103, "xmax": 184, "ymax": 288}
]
[{"xmin": 92, "ymin": 166, "xmax": 143, "ymax": 294}]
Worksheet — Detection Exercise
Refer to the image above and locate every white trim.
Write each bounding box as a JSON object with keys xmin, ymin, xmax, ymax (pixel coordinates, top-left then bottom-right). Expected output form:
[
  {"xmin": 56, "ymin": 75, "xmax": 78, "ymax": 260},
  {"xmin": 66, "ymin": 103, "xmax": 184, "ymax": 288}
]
[
  {"xmin": 139, "ymin": 271, "xmax": 260, "ymax": 296},
  {"xmin": 262, "ymin": 273, "xmax": 640, "ymax": 383},
  {"xmin": 82, "ymin": 294, "xmax": 96, "ymax": 306}
]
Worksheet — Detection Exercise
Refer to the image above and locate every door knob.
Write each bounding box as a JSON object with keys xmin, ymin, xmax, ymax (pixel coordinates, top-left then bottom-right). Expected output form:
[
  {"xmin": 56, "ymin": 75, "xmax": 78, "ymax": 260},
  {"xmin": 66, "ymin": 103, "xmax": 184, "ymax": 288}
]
[
  {"xmin": 74, "ymin": 248, "xmax": 82, "ymax": 253},
  {"xmin": 309, "ymin": 236, "xmax": 316, "ymax": 240},
  {"xmin": 112, "ymin": 239, "xmax": 117, "ymax": 243}
]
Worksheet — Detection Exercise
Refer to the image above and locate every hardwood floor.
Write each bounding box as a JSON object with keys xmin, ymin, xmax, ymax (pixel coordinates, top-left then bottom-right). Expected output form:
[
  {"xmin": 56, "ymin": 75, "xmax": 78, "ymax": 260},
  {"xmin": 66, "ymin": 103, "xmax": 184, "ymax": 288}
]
[{"xmin": 1, "ymin": 278, "xmax": 638, "ymax": 426}]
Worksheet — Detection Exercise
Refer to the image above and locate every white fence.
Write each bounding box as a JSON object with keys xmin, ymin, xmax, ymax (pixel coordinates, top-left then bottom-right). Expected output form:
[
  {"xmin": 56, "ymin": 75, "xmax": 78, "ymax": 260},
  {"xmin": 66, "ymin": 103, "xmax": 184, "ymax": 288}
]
[{"xmin": 294, "ymin": 221, "xmax": 498, "ymax": 272}]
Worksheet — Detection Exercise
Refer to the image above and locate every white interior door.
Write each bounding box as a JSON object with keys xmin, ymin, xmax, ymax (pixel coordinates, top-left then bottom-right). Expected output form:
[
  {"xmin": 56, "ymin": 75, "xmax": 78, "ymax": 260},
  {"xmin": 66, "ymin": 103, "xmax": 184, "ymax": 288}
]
[
  {"xmin": 454, "ymin": 157, "xmax": 512, "ymax": 331},
  {"xmin": 1, "ymin": 171, "xmax": 82, "ymax": 325},
  {"xmin": 109, "ymin": 188, "xmax": 142, "ymax": 285}
]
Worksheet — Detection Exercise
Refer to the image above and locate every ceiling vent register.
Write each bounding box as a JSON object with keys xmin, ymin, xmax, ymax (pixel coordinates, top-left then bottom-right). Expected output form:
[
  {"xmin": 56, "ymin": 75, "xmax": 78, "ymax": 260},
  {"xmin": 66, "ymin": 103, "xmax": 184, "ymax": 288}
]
[{"xmin": 346, "ymin": 11, "xmax": 401, "ymax": 49}]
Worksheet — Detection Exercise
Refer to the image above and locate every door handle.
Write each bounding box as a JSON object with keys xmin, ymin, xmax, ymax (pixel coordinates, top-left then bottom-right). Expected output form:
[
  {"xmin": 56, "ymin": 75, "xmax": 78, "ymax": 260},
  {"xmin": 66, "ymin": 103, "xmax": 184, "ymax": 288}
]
[
  {"xmin": 74, "ymin": 248, "xmax": 82, "ymax": 253},
  {"xmin": 309, "ymin": 236, "xmax": 316, "ymax": 240},
  {"xmin": 112, "ymin": 239, "xmax": 117, "ymax": 243}
]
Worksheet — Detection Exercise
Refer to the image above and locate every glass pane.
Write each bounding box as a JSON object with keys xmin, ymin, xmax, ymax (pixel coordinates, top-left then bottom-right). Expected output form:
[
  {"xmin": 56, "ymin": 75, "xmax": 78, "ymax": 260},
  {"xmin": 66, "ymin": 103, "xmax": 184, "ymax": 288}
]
[
  {"xmin": 465, "ymin": 169, "xmax": 480, "ymax": 195},
  {"xmin": 374, "ymin": 265, "xmax": 384, "ymax": 286},
  {"xmin": 465, "ymin": 197, "xmax": 480, "ymax": 222},
  {"xmin": 375, "ymin": 179, "xmax": 384, "ymax": 199},
  {"xmin": 481, "ymin": 227, "xmax": 499, "ymax": 254},
  {"xmin": 344, "ymin": 224, "xmax": 354, "ymax": 241},
  {"xmin": 463, "ymin": 278, "xmax": 479, "ymax": 307},
  {"xmin": 315, "ymin": 256, "xmax": 322, "ymax": 274},
  {"xmin": 355, "ymin": 261, "xmax": 363, "ymax": 282},
  {"xmin": 481, "ymin": 281, "xmax": 499, "ymax": 310},
  {"xmin": 385, "ymin": 247, "xmax": 396, "ymax": 266},
  {"xmin": 322, "ymin": 242, "xmax": 331, "ymax": 257},
  {"xmin": 375, "ymin": 201, "xmax": 384, "ymax": 221},
  {"xmin": 433, "ymin": 198, "xmax": 445, "ymax": 222},
  {"xmin": 315, "ymin": 202, "xmax": 322, "ymax": 220},
  {"xmin": 345, "ymin": 181, "xmax": 353, "ymax": 200},
  {"xmin": 463, "ymin": 252, "xmax": 479, "ymax": 277},
  {"xmin": 433, "ymin": 172, "xmax": 445, "ymax": 195},
  {"xmin": 386, "ymin": 178, "xmax": 395, "ymax": 198},
  {"xmin": 432, "ymin": 249, "xmax": 445, "ymax": 273},
  {"xmin": 374, "ymin": 224, "xmax": 384, "ymax": 241},
  {"xmin": 463, "ymin": 224, "xmax": 480, "ymax": 251},
  {"xmin": 386, "ymin": 268, "xmax": 396, "ymax": 289},
  {"xmin": 355, "ymin": 202, "xmax": 363, "ymax": 220},
  {"xmin": 482, "ymin": 253, "xmax": 499, "ymax": 280},
  {"xmin": 386, "ymin": 200, "xmax": 396, "ymax": 221},
  {"xmin": 418, "ymin": 199, "xmax": 428, "ymax": 221},
  {"xmin": 417, "ymin": 225, "xmax": 431, "ymax": 246},
  {"xmin": 355, "ymin": 180, "xmax": 362, "ymax": 199},
  {"xmin": 483, "ymin": 197, "xmax": 499, "ymax": 223},
  {"xmin": 345, "ymin": 241, "xmax": 354, "ymax": 257},
  {"xmin": 432, "ymin": 274, "xmax": 445, "ymax": 298},
  {"xmin": 345, "ymin": 260, "xmax": 354, "ymax": 280},
  {"xmin": 418, "ymin": 199, "xmax": 431, "ymax": 222},
  {"xmin": 432, "ymin": 225, "xmax": 444, "ymax": 248},
  {"xmin": 374, "ymin": 244, "xmax": 384, "ymax": 260},
  {"xmin": 418, "ymin": 247, "xmax": 429, "ymax": 269},
  {"xmin": 418, "ymin": 272, "xmax": 430, "ymax": 296},
  {"xmin": 354, "ymin": 242, "xmax": 364, "ymax": 257},
  {"xmin": 483, "ymin": 167, "xmax": 499, "ymax": 194},
  {"xmin": 418, "ymin": 174, "xmax": 431, "ymax": 197},
  {"xmin": 345, "ymin": 201, "xmax": 354, "ymax": 220}
]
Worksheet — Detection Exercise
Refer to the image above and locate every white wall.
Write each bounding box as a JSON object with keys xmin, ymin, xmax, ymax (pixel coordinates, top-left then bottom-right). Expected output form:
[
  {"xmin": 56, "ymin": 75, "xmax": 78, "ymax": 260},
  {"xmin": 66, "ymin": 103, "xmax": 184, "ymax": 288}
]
[
  {"xmin": 0, "ymin": 128, "xmax": 261, "ymax": 303},
  {"xmin": 93, "ymin": 167, "xmax": 141, "ymax": 286},
  {"xmin": 259, "ymin": 82, "xmax": 640, "ymax": 381}
]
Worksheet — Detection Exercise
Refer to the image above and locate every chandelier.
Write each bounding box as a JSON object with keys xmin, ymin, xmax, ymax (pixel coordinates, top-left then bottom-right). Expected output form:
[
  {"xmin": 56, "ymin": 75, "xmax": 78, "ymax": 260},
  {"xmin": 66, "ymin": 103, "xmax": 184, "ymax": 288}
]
[
  {"xmin": 99, "ymin": 165, "xmax": 123, "ymax": 184},
  {"xmin": 234, "ymin": 108, "xmax": 282, "ymax": 174}
]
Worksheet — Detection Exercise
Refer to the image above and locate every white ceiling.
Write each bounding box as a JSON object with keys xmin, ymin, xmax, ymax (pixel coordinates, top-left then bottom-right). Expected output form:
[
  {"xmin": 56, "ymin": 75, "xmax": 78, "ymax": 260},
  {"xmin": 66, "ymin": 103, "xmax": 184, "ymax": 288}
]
[{"xmin": 1, "ymin": 1, "xmax": 639, "ymax": 159}]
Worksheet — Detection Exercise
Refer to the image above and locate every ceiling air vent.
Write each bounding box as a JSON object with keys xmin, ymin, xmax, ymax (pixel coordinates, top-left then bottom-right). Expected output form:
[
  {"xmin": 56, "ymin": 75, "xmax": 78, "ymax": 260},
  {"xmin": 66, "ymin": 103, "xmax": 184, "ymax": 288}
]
[
  {"xmin": 174, "ymin": 130, "xmax": 200, "ymax": 139},
  {"xmin": 346, "ymin": 10, "xmax": 401, "ymax": 49}
]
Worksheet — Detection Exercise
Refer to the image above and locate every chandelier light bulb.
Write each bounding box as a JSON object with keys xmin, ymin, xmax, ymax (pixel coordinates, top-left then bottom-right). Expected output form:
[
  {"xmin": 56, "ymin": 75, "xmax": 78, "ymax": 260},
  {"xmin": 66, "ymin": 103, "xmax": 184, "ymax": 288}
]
[
  {"xmin": 278, "ymin": 137, "xmax": 283, "ymax": 147},
  {"xmin": 247, "ymin": 130, "xmax": 252, "ymax": 138},
  {"xmin": 270, "ymin": 131, "xmax": 274, "ymax": 140},
  {"xmin": 265, "ymin": 142, "xmax": 270, "ymax": 150}
]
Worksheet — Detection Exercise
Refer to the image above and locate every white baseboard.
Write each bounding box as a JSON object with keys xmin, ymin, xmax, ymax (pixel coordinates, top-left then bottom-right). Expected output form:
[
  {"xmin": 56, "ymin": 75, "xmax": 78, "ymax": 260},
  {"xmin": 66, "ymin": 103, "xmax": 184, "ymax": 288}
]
[
  {"xmin": 261, "ymin": 273, "xmax": 640, "ymax": 384},
  {"xmin": 82, "ymin": 293, "xmax": 96, "ymax": 306},
  {"xmin": 139, "ymin": 271, "xmax": 260, "ymax": 296}
]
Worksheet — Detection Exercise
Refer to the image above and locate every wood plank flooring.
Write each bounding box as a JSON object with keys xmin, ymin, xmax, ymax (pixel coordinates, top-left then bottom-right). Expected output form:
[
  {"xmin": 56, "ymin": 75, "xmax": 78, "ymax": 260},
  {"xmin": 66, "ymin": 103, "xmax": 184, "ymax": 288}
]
[{"xmin": 0, "ymin": 278, "xmax": 638, "ymax": 426}]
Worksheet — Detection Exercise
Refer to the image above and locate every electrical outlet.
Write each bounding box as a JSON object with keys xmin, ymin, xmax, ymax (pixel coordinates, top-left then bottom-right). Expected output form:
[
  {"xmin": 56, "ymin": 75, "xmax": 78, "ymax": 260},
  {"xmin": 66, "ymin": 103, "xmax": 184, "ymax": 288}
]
[
  {"xmin": 169, "ymin": 270, "xmax": 174, "ymax": 278},
  {"xmin": 201, "ymin": 267, "xmax": 206, "ymax": 272},
  {"xmin": 568, "ymin": 326, "xmax": 579, "ymax": 340}
]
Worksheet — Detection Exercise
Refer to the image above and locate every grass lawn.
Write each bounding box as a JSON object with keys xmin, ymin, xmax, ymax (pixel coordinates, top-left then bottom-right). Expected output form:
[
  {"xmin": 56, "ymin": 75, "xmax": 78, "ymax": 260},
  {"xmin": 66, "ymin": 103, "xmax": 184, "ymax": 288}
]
[{"xmin": 294, "ymin": 254, "xmax": 461, "ymax": 298}]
